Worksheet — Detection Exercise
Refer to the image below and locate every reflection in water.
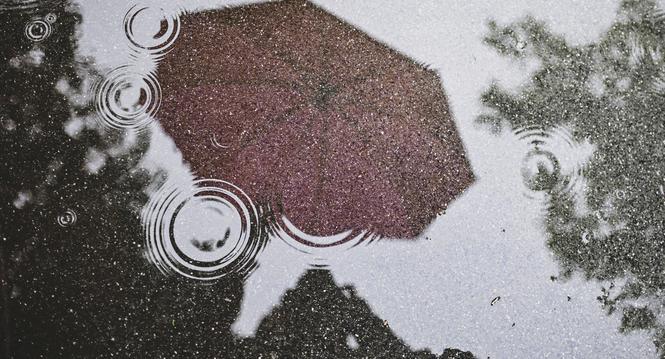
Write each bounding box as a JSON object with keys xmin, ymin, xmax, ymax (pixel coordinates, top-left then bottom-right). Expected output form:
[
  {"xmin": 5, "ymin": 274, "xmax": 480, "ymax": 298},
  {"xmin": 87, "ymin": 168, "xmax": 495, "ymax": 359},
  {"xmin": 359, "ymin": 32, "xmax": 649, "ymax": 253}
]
[
  {"xmin": 1, "ymin": 4, "xmax": 475, "ymax": 355},
  {"xmin": 12, "ymin": 0, "xmax": 665, "ymax": 356},
  {"xmin": 155, "ymin": 0, "xmax": 475, "ymax": 243},
  {"xmin": 142, "ymin": 178, "xmax": 267, "ymax": 280},
  {"xmin": 479, "ymin": 0, "xmax": 665, "ymax": 354}
]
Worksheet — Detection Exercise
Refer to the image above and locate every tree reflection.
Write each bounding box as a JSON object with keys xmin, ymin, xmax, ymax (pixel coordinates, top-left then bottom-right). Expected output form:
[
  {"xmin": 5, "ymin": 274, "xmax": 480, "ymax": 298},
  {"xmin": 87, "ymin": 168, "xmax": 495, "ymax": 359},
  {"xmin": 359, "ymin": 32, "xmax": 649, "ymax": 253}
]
[{"xmin": 479, "ymin": 0, "xmax": 665, "ymax": 354}]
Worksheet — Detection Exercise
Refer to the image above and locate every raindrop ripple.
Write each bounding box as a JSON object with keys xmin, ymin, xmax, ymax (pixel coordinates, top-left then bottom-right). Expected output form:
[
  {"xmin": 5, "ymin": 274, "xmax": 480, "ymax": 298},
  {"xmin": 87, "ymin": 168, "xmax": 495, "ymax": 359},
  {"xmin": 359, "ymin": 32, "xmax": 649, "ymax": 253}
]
[
  {"xmin": 142, "ymin": 179, "xmax": 266, "ymax": 281},
  {"xmin": 92, "ymin": 65, "xmax": 161, "ymax": 131},
  {"xmin": 123, "ymin": 5, "xmax": 182, "ymax": 60}
]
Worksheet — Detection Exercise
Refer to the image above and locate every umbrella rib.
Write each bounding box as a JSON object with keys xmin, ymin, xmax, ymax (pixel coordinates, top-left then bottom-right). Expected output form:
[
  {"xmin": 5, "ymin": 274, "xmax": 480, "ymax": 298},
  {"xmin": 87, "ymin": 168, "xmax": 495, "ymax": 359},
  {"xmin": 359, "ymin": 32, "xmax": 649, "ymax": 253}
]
[{"xmin": 234, "ymin": 101, "xmax": 310, "ymax": 151}]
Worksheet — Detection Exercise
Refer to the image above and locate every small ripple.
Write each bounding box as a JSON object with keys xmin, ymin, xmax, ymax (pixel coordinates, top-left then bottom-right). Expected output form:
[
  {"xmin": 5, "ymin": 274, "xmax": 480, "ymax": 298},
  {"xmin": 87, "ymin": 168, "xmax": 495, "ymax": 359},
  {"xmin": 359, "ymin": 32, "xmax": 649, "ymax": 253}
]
[
  {"xmin": 56, "ymin": 209, "xmax": 77, "ymax": 227},
  {"xmin": 44, "ymin": 12, "xmax": 56, "ymax": 23},
  {"xmin": 123, "ymin": 5, "xmax": 182, "ymax": 61},
  {"xmin": 514, "ymin": 125, "xmax": 589, "ymax": 207},
  {"xmin": 581, "ymin": 230, "xmax": 593, "ymax": 244},
  {"xmin": 267, "ymin": 212, "xmax": 378, "ymax": 268},
  {"xmin": 24, "ymin": 17, "xmax": 52, "ymax": 42},
  {"xmin": 142, "ymin": 179, "xmax": 266, "ymax": 281},
  {"xmin": 210, "ymin": 133, "xmax": 230, "ymax": 149},
  {"xmin": 92, "ymin": 65, "xmax": 161, "ymax": 131}
]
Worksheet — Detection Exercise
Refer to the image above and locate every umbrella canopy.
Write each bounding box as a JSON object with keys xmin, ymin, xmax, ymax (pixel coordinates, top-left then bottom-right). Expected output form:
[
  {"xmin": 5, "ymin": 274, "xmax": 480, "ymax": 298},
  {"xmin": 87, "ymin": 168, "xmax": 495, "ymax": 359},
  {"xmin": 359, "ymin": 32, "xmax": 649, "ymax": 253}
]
[{"xmin": 157, "ymin": 0, "xmax": 474, "ymax": 239}]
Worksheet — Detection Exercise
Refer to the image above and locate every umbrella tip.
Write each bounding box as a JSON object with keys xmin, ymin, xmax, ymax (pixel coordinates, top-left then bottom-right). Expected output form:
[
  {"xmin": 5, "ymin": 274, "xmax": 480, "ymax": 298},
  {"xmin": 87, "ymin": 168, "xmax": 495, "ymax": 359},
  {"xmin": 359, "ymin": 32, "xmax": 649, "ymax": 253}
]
[{"xmin": 417, "ymin": 60, "xmax": 436, "ymax": 71}]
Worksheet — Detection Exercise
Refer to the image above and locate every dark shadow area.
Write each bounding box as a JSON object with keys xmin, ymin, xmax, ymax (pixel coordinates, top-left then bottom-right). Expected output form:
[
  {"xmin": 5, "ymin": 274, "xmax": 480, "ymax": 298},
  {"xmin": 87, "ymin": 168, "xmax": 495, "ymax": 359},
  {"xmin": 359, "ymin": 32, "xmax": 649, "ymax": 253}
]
[{"xmin": 239, "ymin": 269, "xmax": 475, "ymax": 359}]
